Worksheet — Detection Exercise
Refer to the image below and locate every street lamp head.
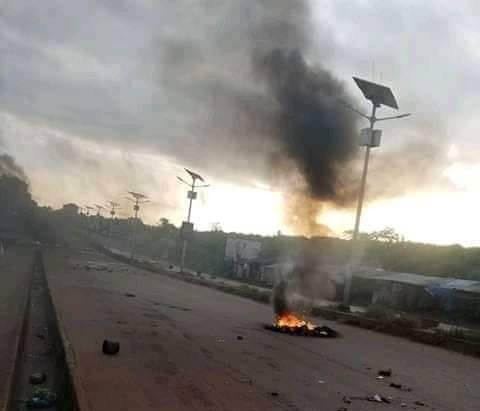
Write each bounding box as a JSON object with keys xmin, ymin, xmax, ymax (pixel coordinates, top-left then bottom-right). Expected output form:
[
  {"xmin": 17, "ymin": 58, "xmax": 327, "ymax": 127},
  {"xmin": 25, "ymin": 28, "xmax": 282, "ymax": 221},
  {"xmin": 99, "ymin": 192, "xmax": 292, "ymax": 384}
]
[
  {"xmin": 128, "ymin": 191, "xmax": 148, "ymax": 201},
  {"xmin": 185, "ymin": 168, "xmax": 205, "ymax": 182},
  {"xmin": 353, "ymin": 77, "xmax": 399, "ymax": 110}
]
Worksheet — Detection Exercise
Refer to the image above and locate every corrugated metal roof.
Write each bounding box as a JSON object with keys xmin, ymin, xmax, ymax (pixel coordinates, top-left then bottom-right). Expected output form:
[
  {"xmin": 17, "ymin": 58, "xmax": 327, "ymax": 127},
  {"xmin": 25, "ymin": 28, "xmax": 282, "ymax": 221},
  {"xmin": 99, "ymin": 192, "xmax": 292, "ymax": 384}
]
[
  {"xmin": 440, "ymin": 279, "xmax": 480, "ymax": 293},
  {"xmin": 370, "ymin": 272, "xmax": 447, "ymax": 286},
  {"xmin": 365, "ymin": 272, "xmax": 480, "ymax": 294}
]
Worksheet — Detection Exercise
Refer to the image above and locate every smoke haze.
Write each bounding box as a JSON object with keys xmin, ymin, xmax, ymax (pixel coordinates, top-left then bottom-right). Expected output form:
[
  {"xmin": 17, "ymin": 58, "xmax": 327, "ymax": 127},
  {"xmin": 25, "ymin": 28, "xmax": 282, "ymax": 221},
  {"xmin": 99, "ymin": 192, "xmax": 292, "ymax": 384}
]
[{"xmin": 1, "ymin": 0, "xmax": 459, "ymax": 237}]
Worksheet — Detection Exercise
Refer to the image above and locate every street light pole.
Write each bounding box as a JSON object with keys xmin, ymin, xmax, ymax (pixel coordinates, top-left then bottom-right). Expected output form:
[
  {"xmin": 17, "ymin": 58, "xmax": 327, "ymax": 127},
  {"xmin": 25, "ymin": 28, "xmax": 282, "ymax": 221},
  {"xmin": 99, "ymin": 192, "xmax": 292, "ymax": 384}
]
[
  {"xmin": 180, "ymin": 178, "xmax": 196, "ymax": 272},
  {"xmin": 177, "ymin": 169, "xmax": 209, "ymax": 273},
  {"xmin": 107, "ymin": 201, "xmax": 120, "ymax": 250},
  {"xmin": 126, "ymin": 191, "xmax": 148, "ymax": 260},
  {"xmin": 352, "ymin": 103, "xmax": 376, "ymax": 241},
  {"xmin": 342, "ymin": 77, "xmax": 410, "ymax": 306}
]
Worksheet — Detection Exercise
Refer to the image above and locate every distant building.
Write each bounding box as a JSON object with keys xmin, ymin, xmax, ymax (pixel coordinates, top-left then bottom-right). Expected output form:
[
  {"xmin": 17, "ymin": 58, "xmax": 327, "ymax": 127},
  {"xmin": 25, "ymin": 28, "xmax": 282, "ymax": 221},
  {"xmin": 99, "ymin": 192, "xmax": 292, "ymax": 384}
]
[{"xmin": 225, "ymin": 237, "xmax": 262, "ymax": 280}]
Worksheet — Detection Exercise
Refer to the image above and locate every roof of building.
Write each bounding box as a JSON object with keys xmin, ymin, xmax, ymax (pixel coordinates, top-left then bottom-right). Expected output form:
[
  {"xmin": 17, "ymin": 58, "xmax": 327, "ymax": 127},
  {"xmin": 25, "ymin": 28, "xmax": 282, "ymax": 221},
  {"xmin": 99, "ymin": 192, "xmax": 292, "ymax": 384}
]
[{"xmin": 365, "ymin": 272, "xmax": 480, "ymax": 294}]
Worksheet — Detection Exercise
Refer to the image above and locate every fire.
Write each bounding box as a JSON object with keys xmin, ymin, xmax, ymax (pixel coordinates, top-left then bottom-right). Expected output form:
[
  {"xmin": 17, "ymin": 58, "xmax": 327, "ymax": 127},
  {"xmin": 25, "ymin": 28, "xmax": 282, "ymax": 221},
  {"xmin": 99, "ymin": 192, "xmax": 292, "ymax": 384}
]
[{"xmin": 275, "ymin": 312, "xmax": 316, "ymax": 330}]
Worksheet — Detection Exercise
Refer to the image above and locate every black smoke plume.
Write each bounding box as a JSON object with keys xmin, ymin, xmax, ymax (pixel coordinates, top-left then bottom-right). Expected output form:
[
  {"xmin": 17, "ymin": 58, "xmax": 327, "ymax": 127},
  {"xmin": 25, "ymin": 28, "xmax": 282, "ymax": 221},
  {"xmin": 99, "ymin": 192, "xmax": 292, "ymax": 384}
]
[
  {"xmin": 0, "ymin": 154, "xmax": 28, "ymax": 182},
  {"xmin": 253, "ymin": 49, "xmax": 358, "ymax": 204}
]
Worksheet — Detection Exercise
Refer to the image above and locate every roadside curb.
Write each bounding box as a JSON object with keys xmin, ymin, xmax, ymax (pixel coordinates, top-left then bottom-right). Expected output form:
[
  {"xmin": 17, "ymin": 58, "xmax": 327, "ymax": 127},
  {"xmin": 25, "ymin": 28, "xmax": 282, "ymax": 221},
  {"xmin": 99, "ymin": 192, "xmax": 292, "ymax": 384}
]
[
  {"xmin": 41, "ymin": 249, "xmax": 90, "ymax": 411},
  {"xmin": 2, "ymin": 252, "xmax": 33, "ymax": 411}
]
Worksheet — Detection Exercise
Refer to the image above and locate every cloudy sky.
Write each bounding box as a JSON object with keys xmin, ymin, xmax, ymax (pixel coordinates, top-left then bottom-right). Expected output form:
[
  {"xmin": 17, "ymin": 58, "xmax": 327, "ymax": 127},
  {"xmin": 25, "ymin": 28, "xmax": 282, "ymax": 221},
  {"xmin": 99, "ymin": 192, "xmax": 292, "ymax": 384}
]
[{"xmin": 2, "ymin": 0, "xmax": 480, "ymax": 245}]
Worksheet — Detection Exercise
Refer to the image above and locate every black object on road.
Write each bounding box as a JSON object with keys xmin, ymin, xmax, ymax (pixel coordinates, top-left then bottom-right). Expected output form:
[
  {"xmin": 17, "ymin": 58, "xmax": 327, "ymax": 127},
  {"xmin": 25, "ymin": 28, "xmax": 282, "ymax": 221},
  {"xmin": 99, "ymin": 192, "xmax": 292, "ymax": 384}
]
[
  {"xmin": 102, "ymin": 340, "xmax": 120, "ymax": 355},
  {"xmin": 378, "ymin": 369, "xmax": 392, "ymax": 377},
  {"xmin": 29, "ymin": 373, "xmax": 47, "ymax": 385}
]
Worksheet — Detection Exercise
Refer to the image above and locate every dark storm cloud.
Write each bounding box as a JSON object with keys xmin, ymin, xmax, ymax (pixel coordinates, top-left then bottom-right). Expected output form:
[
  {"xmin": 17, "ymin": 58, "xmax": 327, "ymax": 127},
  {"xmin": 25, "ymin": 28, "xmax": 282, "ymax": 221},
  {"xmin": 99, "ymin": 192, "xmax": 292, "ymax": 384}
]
[{"xmin": 0, "ymin": 0, "xmax": 471, "ymax": 233}]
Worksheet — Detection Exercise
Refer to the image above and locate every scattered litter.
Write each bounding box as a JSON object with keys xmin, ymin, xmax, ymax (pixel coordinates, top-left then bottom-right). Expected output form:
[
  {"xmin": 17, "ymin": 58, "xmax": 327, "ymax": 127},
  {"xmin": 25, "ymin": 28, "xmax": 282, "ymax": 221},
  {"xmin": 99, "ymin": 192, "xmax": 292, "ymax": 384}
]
[
  {"xmin": 29, "ymin": 373, "xmax": 47, "ymax": 385},
  {"xmin": 401, "ymin": 403, "xmax": 407, "ymax": 408},
  {"xmin": 124, "ymin": 293, "xmax": 136, "ymax": 298},
  {"xmin": 270, "ymin": 392, "xmax": 279, "ymax": 397},
  {"xmin": 376, "ymin": 375, "xmax": 385, "ymax": 380},
  {"xmin": 102, "ymin": 340, "xmax": 120, "ymax": 355},
  {"xmin": 372, "ymin": 394, "xmax": 382, "ymax": 403},
  {"xmin": 317, "ymin": 380, "xmax": 325, "ymax": 384},
  {"xmin": 378, "ymin": 369, "xmax": 392, "ymax": 377},
  {"xmin": 26, "ymin": 388, "xmax": 56, "ymax": 409},
  {"xmin": 240, "ymin": 377, "xmax": 252, "ymax": 384},
  {"xmin": 236, "ymin": 335, "xmax": 244, "ymax": 341},
  {"xmin": 390, "ymin": 382, "xmax": 402, "ymax": 389},
  {"xmin": 367, "ymin": 394, "xmax": 390, "ymax": 404},
  {"xmin": 342, "ymin": 396, "xmax": 352, "ymax": 404},
  {"xmin": 414, "ymin": 400, "xmax": 426, "ymax": 407},
  {"xmin": 216, "ymin": 338, "xmax": 225, "ymax": 343},
  {"xmin": 338, "ymin": 407, "xmax": 348, "ymax": 411}
]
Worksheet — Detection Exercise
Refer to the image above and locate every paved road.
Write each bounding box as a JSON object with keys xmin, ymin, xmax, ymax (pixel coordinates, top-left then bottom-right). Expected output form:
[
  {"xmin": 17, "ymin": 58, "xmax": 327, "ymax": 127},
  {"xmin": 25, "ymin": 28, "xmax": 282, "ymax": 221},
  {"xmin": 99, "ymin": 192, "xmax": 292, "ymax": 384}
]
[
  {"xmin": 0, "ymin": 246, "xmax": 34, "ymax": 410},
  {"xmin": 44, "ymin": 247, "xmax": 480, "ymax": 411}
]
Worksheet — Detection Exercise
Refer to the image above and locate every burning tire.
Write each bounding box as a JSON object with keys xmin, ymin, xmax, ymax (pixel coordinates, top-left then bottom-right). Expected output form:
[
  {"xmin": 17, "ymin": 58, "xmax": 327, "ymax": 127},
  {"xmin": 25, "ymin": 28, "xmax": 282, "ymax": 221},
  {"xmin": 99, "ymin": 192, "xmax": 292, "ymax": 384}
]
[
  {"xmin": 265, "ymin": 312, "xmax": 339, "ymax": 337},
  {"xmin": 265, "ymin": 323, "xmax": 338, "ymax": 337}
]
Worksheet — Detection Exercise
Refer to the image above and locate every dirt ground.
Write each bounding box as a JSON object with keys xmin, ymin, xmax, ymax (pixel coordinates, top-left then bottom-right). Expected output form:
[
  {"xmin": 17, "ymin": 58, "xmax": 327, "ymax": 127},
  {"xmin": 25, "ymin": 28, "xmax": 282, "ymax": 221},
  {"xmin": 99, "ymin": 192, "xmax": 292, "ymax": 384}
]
[
  {"xmin": 43, "ymin": 247, "xmax": 480, "ymax": 411},
  {"xmin": 0, "ymin": 246, "xmax": 34, "ymax": 410}
]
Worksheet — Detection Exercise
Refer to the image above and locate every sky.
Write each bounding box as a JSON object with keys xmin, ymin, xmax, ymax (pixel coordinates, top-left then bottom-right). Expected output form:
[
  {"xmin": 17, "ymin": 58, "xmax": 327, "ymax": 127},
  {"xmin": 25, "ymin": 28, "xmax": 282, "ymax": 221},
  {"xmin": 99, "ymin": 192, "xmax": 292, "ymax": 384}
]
[{"xmin": 2, "ymin": 0, "xmax": 480, "ymax": 245}]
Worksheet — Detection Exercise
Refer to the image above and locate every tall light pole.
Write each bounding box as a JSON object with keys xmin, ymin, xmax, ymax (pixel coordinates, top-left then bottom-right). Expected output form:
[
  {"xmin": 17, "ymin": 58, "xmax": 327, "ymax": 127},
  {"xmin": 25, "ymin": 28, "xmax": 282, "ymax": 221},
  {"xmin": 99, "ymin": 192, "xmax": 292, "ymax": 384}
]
[
  {"xmin": 107, "ymin": 201, "xmax": 120, "ymax": 250},
  {"xmin": 84, "ymin": 206, "xmax": 94, "ymax": 236},
  {"xmin": 95, "ymin": 204, "xmax": 105, "ymax": 217},
  {"xmin": 126, "ymin": 191, "xmax": 149, "ymax": 260},
  {"xmin": 94, "ymin": 204, "xmax": 105, "ymax": 234},
  {"xmin": 177, "ymin": 168, "xmax": 209, "ymax": 273},
  {"xmin": 342, "ymin": 77, "xmax": 411, "ymax": 306}
]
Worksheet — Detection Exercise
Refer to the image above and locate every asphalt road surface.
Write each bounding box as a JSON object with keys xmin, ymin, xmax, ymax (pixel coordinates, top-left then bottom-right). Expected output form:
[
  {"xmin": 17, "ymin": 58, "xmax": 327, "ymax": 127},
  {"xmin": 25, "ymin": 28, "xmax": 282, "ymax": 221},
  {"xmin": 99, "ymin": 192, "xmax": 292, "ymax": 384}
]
[
  {"xmin": 0, "ymin": 246, "xmax": 33, "ymax": 410},
  {"xmin": 44, "ymin": 247, "xmax": 480, "ymax": 411}
]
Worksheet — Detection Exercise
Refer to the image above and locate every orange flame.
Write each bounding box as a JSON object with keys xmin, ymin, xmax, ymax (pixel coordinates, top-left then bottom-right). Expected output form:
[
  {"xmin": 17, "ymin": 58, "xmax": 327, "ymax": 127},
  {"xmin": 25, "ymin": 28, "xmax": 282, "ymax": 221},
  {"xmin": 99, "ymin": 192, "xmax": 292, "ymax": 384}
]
[{"xmin": 275, "ymin": 312, "xmax": 316, "ymax": 330}]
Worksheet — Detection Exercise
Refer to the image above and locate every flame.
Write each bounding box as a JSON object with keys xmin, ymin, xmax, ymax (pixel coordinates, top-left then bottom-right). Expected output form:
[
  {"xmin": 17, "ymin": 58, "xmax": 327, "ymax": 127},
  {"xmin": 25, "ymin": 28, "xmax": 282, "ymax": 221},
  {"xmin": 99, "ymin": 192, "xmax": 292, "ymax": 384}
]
[{"xmin": 275, "ymin": 312, "xmax": 316, "ymax": 330}]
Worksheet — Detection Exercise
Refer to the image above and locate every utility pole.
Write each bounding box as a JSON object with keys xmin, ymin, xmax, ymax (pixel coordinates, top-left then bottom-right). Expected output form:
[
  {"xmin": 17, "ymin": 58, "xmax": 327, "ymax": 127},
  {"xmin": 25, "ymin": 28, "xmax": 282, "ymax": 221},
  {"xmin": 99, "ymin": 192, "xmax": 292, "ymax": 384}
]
[
  {"xmin": 107, "ymin": 201, "xmax": 120, "ymax": 250},
  {"xmin": 125, "ymin": 191, "xmax": 149, "ymax": 260},
  {"xmin": 84, "ymin": 206, "xmax": 94, "ymax": 238},
  {"xmin": 177, "ymin": 169, "xmax": 209, "ymax": 273},
  {"xmin": 342, "ymin": 77, "xmax": 410, "ymax": 307},
  {"xmin": 95, "ymin": 204, "xmax": 105, "ymax": 234}
]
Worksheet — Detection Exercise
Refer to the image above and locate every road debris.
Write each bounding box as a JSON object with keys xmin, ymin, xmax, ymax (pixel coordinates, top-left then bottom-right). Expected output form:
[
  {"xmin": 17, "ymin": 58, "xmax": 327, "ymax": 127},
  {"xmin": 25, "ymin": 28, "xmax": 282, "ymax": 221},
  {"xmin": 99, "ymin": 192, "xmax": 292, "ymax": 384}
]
[
  {"xmin": 29, "ymin": 372, "xmax": 47, "ymax": 385},
  {"xmin": 338, "ymin": 407, "xmax": 348, "ymax": 411},
  {"xmin": 124, "ymin": 292, "xmax": 136, "ymax": 298},
  {"xmin": 414, "ymin": 400, "xmax": 426, "ymax": 407},
  {"xmin": 342, "ymin": 396, "xmax": 352, "ymax": 404},
  {"xmin": 270, "ymin": 392, "xmax": 279, "ymax": 397},
  {"xmin": 378, "ymin": 369, "xmax": 392, "ymax": 377},
  {"xmin": 376, "ymin": 375, "xmax": 385, "ymax": 380},
  {"xmin": 236, "ymin": 335, "xmax": 244, "ymax": 340},
  {"xmin": 265, "ymin": 323, "xmax": 339, "ymax": 338},
  {"xmin": 317, "ymin": 379, "xmax": 325, "ymax": 384},
  {"xmin": 389, "ymin": 382, "xmax": 413, "ymax": 392},
  {"xmin": 368, "ymin": 394, "xmax": 391, "ymax": 404},
  {"xmin": 102, "ymin": 340, "xmax": 120, "ymax": 355},
  {"xmin": 26, "ymin": 388, "xmax": 57, "ymax": 409},
  {"xmin": 401, "ymin": 403, "xmax": 407, "ymax": 407}
]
